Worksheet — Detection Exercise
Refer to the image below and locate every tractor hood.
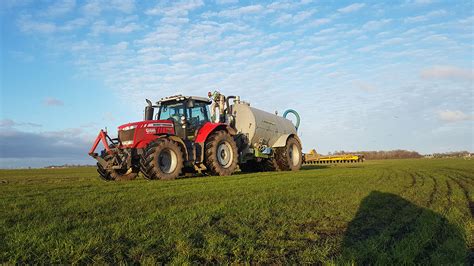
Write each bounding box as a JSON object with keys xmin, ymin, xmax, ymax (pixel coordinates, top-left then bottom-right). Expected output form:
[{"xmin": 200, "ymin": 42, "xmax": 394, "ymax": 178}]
[
  {"xmin": 117, "ymin": 120, "xmax": 175, "ymax": 148},
  {"xmin": 118, "ymin": 120, "xmax": 174, "ymax": 131}
]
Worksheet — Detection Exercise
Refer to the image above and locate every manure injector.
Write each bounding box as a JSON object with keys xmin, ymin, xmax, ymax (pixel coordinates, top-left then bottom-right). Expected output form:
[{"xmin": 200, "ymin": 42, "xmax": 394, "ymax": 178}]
[
  {"xmin": 303, "ymin": 149, "xmax": 365, "ymax": 164},
  {"xmin": 89, "ymin": 92, "xmax": 302, "ymax": 180}
]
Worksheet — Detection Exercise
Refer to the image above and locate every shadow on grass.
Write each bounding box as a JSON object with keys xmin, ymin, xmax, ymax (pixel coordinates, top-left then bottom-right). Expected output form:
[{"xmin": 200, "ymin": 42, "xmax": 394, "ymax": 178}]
[
  {"xmin": 341, "ymin": 191, "xmax": 470, "ymax": 264},
  {"xmin": 300, "ymin": 164, "xmax": 330, "ymax": 170}
]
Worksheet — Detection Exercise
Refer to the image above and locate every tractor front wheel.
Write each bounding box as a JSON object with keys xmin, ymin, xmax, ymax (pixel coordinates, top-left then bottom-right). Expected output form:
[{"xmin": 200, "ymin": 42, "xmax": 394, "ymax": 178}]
[
  {"xmin": 205, "ymin": 130, "xmax": 238, "ymax": 176},
  {"xmin": 97, "ymin": 152, "xmax": 138, "ymax": 181},
  {"xmin": 140, "ymin": 139, "xmax": 184, "ymax": 180}
]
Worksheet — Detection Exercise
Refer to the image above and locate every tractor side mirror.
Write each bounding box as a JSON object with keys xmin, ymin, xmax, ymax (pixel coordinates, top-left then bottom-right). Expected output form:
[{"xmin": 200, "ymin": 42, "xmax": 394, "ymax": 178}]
[{"xmin": 187, "ymin": 100, "xmax": 195, "ymax": 108}]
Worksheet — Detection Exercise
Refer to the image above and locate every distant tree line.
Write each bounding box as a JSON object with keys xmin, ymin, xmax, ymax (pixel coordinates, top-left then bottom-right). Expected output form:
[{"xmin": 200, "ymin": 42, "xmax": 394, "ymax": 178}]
[
  {"xmin": 332, "ymin": 150, "xmax": 423, "ymax": 160},
  {"xmin": 44, "ymin": 164, "xmax": 95, "ymax": 169}
]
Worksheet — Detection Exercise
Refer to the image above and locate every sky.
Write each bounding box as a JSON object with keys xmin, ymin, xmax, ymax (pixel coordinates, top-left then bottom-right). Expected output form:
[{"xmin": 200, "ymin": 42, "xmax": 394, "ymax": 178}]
[{"xmin": 0, "ymin": 0, "xmax": 473, "ymax": 168}]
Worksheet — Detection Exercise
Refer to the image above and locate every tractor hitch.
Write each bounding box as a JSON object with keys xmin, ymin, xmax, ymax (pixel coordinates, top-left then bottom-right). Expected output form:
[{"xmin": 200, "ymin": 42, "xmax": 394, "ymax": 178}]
[{"xmin": 89, "ymin": 130, "xmax": 120, "ymax": 168}]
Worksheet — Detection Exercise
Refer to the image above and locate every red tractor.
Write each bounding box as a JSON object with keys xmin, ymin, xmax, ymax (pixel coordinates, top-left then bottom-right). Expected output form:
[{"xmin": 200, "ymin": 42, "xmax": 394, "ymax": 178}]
[{"xmin": 89, "ymin": 94, "xmax": 302, "ymax": 180}]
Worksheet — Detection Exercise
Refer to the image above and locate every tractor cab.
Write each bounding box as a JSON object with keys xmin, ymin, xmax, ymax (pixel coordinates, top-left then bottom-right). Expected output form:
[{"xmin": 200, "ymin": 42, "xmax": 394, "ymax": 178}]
[{"xmin": 149, "ymin": 95, "xmax": 212, "ymax": 140}]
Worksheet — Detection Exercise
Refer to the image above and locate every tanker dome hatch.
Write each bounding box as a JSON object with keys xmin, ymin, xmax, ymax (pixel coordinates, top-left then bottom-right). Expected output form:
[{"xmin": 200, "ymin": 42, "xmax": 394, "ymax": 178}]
[{"xmin": 157, "ymin": 94, "xmax": 211, "ymax": 105}]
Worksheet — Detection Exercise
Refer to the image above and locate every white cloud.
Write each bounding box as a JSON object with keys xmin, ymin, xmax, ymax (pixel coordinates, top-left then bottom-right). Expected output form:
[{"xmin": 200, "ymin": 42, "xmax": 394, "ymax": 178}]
[
  {"xmin": 17, "ymin": 14, "xmax": 90, "ymax": 34},
  {"xmin": 338, "ymin": 3, "xmax": 365, "ymax": 13},
  {"xmin": 82, "ymin": 0, "xmax": 135, "ymax": 17},
  {"xmin": 18, "ymin": 15, "xmax": 57, "ymax": 33},
  {"xmin": 361, "ymin": 19, "xmax": 392, "ymax": 31},
  {"xmin": 354, "ymin": 81, "xmax": 377, "ymax": 92},
  {"xmin": 146, "ymin": 0, "xmax": 203, "ymax": 16},
  {"xmin": 91, "ymin": 20, "xmax": 140, "ymax": 35},
  {"xmin": 215, "ymin": 0, "xmax": 238, "ymax": 4},
  {"xmin": 309, "ymin": 18, "xmax": 331, "ymax": 27},
  {"xmin": 414, "ymin": 0, "xmax": 433, "ymax": 3},
  {"xmin": 405, "ymin": 0, "xmax": 433, "ymax": 5},
  {"xmin": 437, "ymin": 110, "xmax": 474, "ymax": 122},
  {"xmin": 44, "ymin": 0, "xmax": 76, "ymax": 17},
  {"xmin": 43, "ymin": 97, "xmax": 64, "ymax": 106},
  {"xmin": 420, "ymin": 65, "xmax": 473, "ymax": 82},
  {"xmin": 404, "ymin": 10, "xmax": 447, "ymax": 23},
  {"xmin": 266, "ymin": 1, "xmax": 294, "ymax": 12},
  {"xmin": 215, "ymin": 4, "xmax": 263, "ymax": 18},
  {"xmin": 82, "ymin": 0, "xmax": 102, "ymax": 16},
  {"xmin": 111, "ymin": 0, "xmax": 135, "ymax": 13},
  {"xmin": 0, "ymin": 119, "xmax": 42, "ymax": 128},
  {"xmin": 272, "ymin": 10, "xmax": 315, "ymax": 25}
]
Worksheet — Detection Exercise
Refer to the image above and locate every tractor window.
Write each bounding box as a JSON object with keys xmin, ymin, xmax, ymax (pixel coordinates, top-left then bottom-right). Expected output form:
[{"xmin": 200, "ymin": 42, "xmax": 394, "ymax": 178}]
[
  {"xmin": 187, "ymin": 102, "xmax": 210, "ymax": 127},
  {"xmin": 158, "ymin": 103, "xmax": 185, "ymax": 122}
]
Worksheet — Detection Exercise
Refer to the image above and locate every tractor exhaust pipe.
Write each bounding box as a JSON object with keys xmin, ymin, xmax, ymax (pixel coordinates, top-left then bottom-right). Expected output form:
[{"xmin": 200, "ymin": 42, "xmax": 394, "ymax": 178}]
[{"xmin": 144, "ymin": 99, "xmax": 154, "ymax": 121}]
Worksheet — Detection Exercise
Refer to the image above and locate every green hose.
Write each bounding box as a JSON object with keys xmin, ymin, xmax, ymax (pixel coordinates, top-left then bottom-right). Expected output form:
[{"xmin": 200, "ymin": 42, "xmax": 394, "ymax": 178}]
[{"xmin": 283, "ymin": 109, "xmax": 300, "ymax": 131}]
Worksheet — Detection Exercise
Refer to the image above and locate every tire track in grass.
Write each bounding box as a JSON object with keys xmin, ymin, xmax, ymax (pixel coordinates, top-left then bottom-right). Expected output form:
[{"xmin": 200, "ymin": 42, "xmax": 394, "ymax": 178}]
[
  {"xmin": 415, "ymin": 172, "xmax": 425, "ymax": 188},
  {"xmin": 447, "ymin": 176, "xmax": 474, "ymax": 218},
  {"xmin": 444, "ymin": 168, "xmax": 474, "ymax": 185},
  {"xmin": 380, "ymin": 170, "xmax": 428, "ymax": 250},
  {"xmin": 410, "ymin": 169, "xmax": 437, "ymax": 208},
  {"xmin": 408, "ymin": 170, "xmax": 417, "ymax": 189},
  {"xmin": 397, "ymin": 169, "xmax": 417, "ymax": 195},
  {"xmin": 445, "ymin": 179, "xmax": 453, "ymax": 213},
  {"xmin": 375, "ymin": 169, "xmax": 388, "ymax": 184},
  {"xmin": 411, "ymin": 174, "xmax": 458, "ymax": 263},
  {"xmin": 426, "ymin": 174, "xmax": 438, "ymax": 207},
  {"xmin": 453, "ymin": 172, "xmax": 474, "ymax": 188}
]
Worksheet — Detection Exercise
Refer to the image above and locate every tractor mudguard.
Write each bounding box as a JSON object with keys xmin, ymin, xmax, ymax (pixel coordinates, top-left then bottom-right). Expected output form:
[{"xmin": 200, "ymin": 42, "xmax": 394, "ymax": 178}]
[
  {"xmin": 194, "ymin": 122, "xmax": 236, "ymax": 164},
  {"xmin": 194, "ymin": 122, "xmax": 235, "ymax": 144},
  {"xmin": 271, "ymin": 134, "xmax": 301, "ymax": 148}
]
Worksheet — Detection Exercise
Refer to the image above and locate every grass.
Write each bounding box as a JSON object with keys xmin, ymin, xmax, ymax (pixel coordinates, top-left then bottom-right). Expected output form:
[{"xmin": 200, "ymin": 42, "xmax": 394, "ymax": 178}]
[{"xmin": 0, "ymin": 159, "xmax": 473, "ymax": 264}]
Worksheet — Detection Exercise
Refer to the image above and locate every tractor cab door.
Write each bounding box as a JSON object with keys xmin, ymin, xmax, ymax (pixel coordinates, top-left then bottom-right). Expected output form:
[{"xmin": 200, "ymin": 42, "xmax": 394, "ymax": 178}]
[
  {"xmin": 158, "ymin": 102, "xmax": 186, "ymax": 139},
  {"xmin": 186, "ymin": 101, "xmax": 210, "ymax": 141}
]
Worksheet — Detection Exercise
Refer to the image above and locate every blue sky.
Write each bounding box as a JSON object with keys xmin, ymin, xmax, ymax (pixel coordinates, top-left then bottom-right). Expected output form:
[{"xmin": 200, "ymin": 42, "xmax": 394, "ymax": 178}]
[{"xmin": 0, "ymin": 0, "xmax": 473, "ymax": 168}]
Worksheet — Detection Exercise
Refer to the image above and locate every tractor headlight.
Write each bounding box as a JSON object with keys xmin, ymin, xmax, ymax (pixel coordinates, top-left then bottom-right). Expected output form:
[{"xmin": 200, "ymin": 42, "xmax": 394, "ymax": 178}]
[
  {"xmin": 122, "ymin": 125, "xmax": 137, "ymax": 131},
  {"xmin": 122, "ymin": 140, "xmax": 133, "ymax": 145}
]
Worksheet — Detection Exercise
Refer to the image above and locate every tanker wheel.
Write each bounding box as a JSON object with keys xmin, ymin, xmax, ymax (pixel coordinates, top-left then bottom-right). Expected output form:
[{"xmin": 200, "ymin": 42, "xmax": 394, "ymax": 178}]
[
  {"xmin": 275, "ymin": 137, "xmax": 302, "ymax": 171},
  {"xmin": 262, "ymin": 158, "xmax": 280, "ymax": 171},
  {"xmin": 205, "ymin": 130, "xmax": 238, "ymax": 176},
  {"xmin": 141, "ymin": 139, "xmax": 184, "ymax": 180},
  {"xmin": 97, "ymin": 152, "xmax": 138, "ymax": 181}
]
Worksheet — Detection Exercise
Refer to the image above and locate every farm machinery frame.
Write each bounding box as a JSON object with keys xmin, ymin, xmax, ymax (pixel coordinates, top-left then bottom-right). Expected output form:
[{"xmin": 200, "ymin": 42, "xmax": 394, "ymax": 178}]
[{"xmin": 89, "ymin": 93, "xmax": 302, "ymax": 181}]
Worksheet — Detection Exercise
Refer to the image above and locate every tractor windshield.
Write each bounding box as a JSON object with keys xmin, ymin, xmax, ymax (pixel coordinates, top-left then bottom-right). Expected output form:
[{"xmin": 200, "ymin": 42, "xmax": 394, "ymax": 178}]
[{"xmin": 158, "ymin": 102, "xmax": 185, "ymax": 122}]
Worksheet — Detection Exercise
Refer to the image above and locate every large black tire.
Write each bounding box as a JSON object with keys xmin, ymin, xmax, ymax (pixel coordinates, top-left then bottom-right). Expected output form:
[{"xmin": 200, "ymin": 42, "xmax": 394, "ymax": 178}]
[
  {"xmin": 274, "ymin": 137, "xmax": 302, "ymax": 171},
  {"xmin": 97, "ymin": 152, "xmax": 138, "ymax": 181},
  {"xmin": 205, "ymin": 130, "xmax": 238, "ymax": 176},
  {"xmin": 140, "ymin": 139, "xmax": 184, "ymax": 180}
]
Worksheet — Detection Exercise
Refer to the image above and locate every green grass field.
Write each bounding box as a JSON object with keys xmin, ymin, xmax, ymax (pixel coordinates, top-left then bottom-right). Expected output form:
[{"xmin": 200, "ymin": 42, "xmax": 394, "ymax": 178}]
[{"xmin": 1, "ymin": 159, "xmax": 473, "ymax": 264}]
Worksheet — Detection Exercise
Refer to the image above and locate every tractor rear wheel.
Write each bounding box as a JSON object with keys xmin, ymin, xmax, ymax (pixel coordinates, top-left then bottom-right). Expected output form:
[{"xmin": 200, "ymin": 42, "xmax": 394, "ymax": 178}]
[
  {"xmin": 274, "ymin": 137, "xmax": 302, "ymax": 171},
  {"xmin": 97, "ymin": 152, "xmax": 138, "ymax": 181},
  {"xmin": 140, "ymin": 138, "xmax": 184, "ymax": 180},
  {"xmin": 205, "ymin": 130, "xmax": 238, "ymax": 176}
]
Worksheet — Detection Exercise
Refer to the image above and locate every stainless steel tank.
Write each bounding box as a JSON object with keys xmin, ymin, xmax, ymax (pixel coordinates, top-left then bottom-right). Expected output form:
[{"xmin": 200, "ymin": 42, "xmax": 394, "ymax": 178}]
[{"xmin": 231, "ymin": 102, "xmax": 297, "ymax": 147}]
